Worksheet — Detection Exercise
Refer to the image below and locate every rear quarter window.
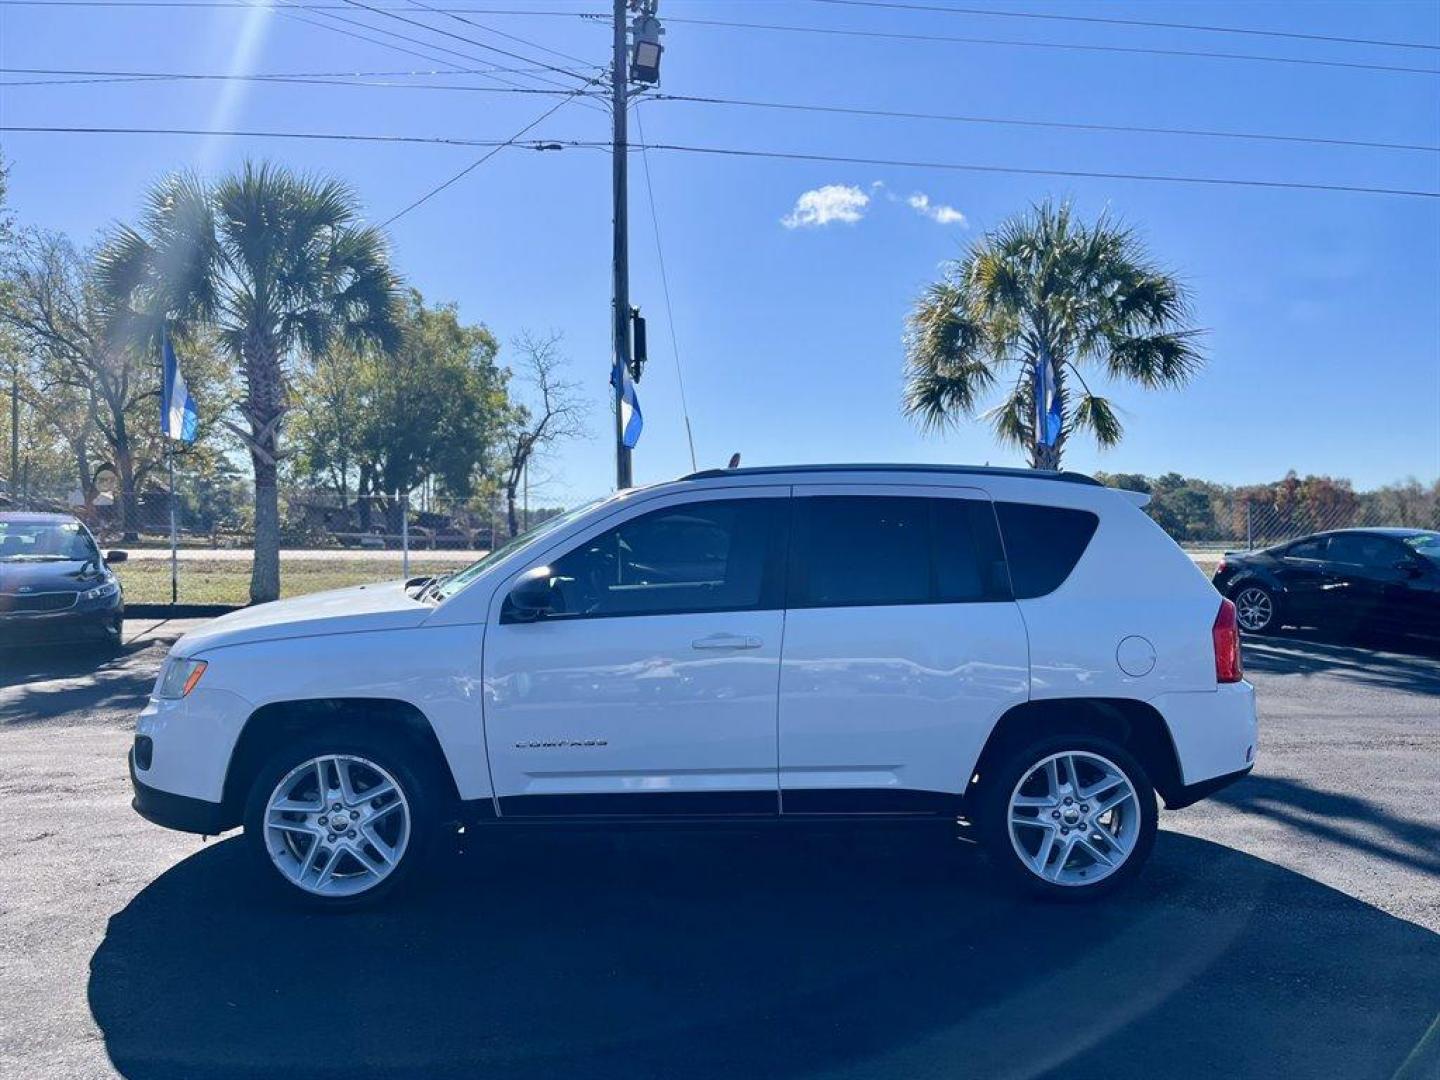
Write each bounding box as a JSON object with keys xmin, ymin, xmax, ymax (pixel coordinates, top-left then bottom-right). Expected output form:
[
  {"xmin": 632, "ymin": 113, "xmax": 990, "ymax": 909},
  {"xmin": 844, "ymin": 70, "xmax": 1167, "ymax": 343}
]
[{"xmin": 995, "ymin": 502, "xmax": 1100, "ymax": 599}]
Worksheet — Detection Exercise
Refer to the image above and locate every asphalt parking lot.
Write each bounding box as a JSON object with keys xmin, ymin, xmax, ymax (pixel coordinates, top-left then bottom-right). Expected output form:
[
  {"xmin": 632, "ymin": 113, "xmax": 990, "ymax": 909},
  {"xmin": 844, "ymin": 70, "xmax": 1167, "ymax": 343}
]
[{"xmin": 1, "ymin": 620, "xmax": 1437, "ymax": 1080}]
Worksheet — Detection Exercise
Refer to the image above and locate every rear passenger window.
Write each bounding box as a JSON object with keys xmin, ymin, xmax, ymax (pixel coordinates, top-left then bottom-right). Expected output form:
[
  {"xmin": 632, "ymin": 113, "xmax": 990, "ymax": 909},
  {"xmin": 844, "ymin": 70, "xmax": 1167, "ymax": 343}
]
[
  {"xmin": 933, "ymin": 497, "xmax": 1011, "ymax": 602},
  {"xmin": 789, "ymin": 495, "xmax": 1012, "ymax": 607},
  {"xmin": 790, "ymin": 497, "xmax": 929, "ymax": 607},
  {"xmin": 994, "ymin": 502, "xmax": 1099, "ymax": 599}
]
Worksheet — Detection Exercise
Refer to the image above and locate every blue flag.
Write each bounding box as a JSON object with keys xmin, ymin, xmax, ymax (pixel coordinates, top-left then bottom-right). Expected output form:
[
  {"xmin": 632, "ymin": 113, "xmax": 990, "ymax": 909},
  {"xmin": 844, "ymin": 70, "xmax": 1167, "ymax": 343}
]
[
  {"xmin": 1034, "ymin": 357, "xmax": 1062, "ymax": 449},
  {"xmin": 161, "ymin": 329, "xmax": 199, "ymax": 443},
  {"xmin": 611, "ymin": 357, "xmax": 643, "ymax": 449}
]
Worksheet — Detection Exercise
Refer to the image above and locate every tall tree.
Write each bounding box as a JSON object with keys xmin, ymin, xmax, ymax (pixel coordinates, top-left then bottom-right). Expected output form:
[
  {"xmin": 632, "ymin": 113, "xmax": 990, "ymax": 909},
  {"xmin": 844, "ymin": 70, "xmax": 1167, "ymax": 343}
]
[
  {"xmin": 903, "ymin": 199, "xmax": 1204, "ymax": 470},
  {"xmin": 498, "ymin": 331, "xmax": 587, "ymax": 538},
  {"xmin": 291, "ymin": 291, "xmax": 507, "ymax": 533},
  {"xmin": 101, "ymin": 164, "xmax": 399, "ymax": 602},
  {"xmin": 1, "ymin": 230, "xmax": 166, "ymax": 535}
]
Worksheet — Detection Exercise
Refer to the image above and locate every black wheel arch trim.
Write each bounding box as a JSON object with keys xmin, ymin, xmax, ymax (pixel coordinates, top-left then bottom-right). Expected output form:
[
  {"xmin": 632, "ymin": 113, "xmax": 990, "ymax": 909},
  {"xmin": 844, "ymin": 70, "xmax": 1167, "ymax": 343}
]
[{"xmin": 1163, "ymin": 765, "xmax": 1253, "ymax": 810}]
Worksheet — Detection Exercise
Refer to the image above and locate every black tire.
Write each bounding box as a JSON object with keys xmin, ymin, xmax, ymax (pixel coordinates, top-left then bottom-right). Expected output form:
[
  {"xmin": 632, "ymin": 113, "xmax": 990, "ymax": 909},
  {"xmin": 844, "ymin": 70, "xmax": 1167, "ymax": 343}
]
[
  {"xmin": 99, "ymin": 615, "xmax": 124, "ymax": 655},
  {"xmin": 242, "ymin": 728, "xmax": 439, "ymax": 910},
  {"xmin": 975, "ymin": 733, "xmax": 1158, "ymax": 903},
  {"xmin": 1231, "ymin": 582, "xmax": 1281, "ymax": 635}
]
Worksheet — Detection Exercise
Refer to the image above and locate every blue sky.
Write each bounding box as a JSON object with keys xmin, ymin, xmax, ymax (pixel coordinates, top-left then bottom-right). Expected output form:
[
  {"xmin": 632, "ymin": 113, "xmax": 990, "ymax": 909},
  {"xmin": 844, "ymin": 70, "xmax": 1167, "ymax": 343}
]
[{"xmin": 2, "ymin": 0, "xmax": 1437, "ymax": 505}]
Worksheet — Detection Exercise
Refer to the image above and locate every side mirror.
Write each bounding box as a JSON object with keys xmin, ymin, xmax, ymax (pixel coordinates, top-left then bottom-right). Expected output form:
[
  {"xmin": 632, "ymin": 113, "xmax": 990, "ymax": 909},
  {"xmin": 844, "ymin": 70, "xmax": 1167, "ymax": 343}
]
[
  {"xmin": 106, "ymin": 550, "xmax": 129, "ymax": 564},
  {"xmin": 505, "ymin": 566, "xmax": 558, "ymax": 622},
  {"xmin": 1396, "ymin": 557, "xmax": 1425, "ymax": 578}
]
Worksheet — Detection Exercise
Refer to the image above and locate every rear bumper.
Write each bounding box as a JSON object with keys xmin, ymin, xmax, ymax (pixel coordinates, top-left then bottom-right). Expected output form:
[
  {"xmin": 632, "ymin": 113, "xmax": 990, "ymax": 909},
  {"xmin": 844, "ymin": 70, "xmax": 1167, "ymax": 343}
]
[
  {"xmin": 1152, "ymin": 681, "xmax": 1259, "ymax": 788},
  {"xmin": 129, "ymin": 746, "xmax": 231, "ymax": 835}
]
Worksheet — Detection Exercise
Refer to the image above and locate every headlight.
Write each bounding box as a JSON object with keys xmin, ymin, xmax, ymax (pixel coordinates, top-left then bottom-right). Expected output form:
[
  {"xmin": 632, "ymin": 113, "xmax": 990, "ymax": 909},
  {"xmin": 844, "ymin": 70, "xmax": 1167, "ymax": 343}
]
[
  {"xmin": 81, "ymin": 580, "xmax": 120, "ymax": 602},
  {"xmin": 156, "ymin": 658, "xmax": 208, "ymax": 699}
]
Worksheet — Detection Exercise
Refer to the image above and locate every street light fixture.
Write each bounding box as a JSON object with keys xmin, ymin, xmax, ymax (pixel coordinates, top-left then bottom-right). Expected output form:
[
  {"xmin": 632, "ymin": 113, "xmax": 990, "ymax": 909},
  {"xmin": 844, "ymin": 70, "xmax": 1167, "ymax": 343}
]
[{"xmin": 630, "ymin": 11, "xmax": 664, "ymax": 83}]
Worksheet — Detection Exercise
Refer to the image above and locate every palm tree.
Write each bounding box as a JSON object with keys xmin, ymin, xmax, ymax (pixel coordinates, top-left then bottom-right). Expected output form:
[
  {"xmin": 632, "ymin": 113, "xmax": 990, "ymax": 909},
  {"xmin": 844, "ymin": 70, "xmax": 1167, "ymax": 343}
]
[
  {"xmin": 904, "ymin": 199, "xmax": 1203, "ymax": 471},
  {"xmin": 101, "ymin": 163, "xmax": 399, "ymax": 603}
]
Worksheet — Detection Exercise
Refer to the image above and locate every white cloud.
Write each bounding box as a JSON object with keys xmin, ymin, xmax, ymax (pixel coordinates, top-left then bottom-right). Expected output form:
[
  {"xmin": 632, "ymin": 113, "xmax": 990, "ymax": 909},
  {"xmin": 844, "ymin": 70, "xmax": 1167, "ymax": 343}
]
[
  {"xmin": 907, "ymin": 192, "xmax": 967, "ymax": 226},
  {"xmin": 781, "ymin": 184, "xmax": 870, "ymax": 229}
]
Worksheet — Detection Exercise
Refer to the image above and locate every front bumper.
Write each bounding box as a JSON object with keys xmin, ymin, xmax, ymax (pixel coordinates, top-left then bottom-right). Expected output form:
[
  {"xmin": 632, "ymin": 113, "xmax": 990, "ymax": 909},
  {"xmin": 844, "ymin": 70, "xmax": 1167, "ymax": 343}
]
[
  {"xmin": 0, "ymin": 601, "xmax": 123, "ymax": 646},
  {"xmin": 129, "ymin": 746, "xmax": 231, "ymax": 834}
]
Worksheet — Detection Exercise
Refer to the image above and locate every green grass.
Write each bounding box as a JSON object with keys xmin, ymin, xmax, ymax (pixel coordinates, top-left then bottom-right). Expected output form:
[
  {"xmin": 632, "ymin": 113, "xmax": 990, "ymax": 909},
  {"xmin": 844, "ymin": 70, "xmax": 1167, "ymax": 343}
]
[{"xmin": 116, "ymin": 559, "xmax": 462, "ymax": 606}]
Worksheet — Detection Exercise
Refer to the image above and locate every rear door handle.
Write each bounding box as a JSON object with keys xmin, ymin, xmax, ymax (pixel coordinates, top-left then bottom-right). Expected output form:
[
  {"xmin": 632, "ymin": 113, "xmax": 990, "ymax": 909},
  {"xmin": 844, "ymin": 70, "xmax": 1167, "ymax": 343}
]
[{"xmin": 691, "ymin": 633, "xmax": 762, "ymax": 650}]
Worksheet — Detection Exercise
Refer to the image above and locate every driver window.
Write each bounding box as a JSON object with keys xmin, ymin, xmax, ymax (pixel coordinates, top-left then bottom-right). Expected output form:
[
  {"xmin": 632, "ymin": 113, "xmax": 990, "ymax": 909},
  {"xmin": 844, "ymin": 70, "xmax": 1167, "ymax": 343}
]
[{"xmin": 547, "ymin": 498, "xmax": 778, "ymax": 618}]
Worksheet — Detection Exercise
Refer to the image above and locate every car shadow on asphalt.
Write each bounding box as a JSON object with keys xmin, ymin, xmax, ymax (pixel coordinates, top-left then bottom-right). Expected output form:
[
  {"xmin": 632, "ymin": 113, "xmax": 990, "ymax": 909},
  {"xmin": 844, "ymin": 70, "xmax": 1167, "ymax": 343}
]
[
  {"xmin": 1212, "ymin": 774, "xmax": 1440, "ymax": 879},
  {"xmin": 88, "ymin": 829, "xmax": 1439, "ymax": 1080},
  {"xmin": 0, "ymin": 621, "xmax": 181, "ymax": 722},
  {"xmin": 1242, "ymin": 631, "xmax": 1440, "ymax": 696}
]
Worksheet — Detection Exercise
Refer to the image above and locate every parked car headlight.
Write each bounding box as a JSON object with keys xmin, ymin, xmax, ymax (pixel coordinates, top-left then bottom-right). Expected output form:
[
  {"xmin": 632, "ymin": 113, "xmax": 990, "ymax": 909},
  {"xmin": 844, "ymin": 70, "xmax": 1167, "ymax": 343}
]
[
  {"xmin": 156, "ymin": 658, "xmax": 208, "ymax": 699},
  {"xmin": 80, "ymin": 580, "xmax": 120, "ymax": 602}
]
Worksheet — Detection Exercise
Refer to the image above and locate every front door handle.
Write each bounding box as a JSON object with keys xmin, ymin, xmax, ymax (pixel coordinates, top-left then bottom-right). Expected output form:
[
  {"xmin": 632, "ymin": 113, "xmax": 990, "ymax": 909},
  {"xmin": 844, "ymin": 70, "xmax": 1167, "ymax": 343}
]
[{"xmin": 691, "ymin": 633, "xmax": 762, "ymax": 650}]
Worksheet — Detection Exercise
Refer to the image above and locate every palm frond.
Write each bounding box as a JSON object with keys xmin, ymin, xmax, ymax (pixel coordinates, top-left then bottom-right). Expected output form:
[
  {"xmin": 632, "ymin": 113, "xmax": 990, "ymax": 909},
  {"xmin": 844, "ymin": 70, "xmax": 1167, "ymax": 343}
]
[
  {"xmin": 982, "ymin": 388, "xmax": 1031, "ymax": 451},
  {"xmin": 1104, "ymin": 329, "xmax": 1205, "ymax": 388},
  {"xmin": 902, "ymin": 279, "xmax": 998, "ymax": 431},
  {"xmin": 1071, "ymin": 392, "xmax": 1124, "ymax": 446}
]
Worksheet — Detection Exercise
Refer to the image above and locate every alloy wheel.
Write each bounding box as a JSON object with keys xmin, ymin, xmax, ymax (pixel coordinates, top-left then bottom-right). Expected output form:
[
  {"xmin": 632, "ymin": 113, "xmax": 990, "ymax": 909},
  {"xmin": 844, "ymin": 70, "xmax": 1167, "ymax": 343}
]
[
  {"xmin": 1007, "ymin": 751, "xmax": 1140, "ymax": 887},
  {"xmin": 1234, "ymin": 587, "xmax": 1274, "ymax": 632},
  {"xmin": 263, "ymin": 754, "xmax": 411, "ymax": 897}
]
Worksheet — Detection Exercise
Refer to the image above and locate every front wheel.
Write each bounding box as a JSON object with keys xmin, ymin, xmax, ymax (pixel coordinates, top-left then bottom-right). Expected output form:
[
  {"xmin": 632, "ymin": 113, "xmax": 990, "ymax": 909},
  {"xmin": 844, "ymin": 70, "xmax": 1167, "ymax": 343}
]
[
  {"xmin": 1232, "ymin": 583, "xmax": 1279, "ymax": 634},
  {"xmin": 977, "ymin": 735, "xmax": 1157, "ymax": 901},
  {"xmin": 243, "ymin": 733, "xmax": 436, "ymax": 909}
]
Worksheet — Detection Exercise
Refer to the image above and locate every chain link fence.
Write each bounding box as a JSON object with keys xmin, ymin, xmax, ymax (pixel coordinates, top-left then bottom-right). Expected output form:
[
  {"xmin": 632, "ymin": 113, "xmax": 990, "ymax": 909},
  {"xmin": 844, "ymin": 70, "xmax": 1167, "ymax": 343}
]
[
  {"xmin": 6, "ymin": 471, "xmax": 1438, "ymax": 606},
  {"xmin": 1136, "ymin": 483, "xmax": 1440, "ymax": 553},
  {"xmin": 1, "ymin": 477, "xmax": 565, "ymax": 606}
]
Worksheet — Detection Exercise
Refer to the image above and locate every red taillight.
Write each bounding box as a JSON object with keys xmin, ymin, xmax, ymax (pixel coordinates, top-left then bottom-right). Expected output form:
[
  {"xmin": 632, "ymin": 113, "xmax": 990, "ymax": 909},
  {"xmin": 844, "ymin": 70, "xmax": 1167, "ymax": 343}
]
[
  {"xmin": 1216, "ymin": 557, "xmax": 1228, "ymax": 576},
  {"xmin": 1213, "ymin": 598, "xmax": 1243, "ymax": 683}
]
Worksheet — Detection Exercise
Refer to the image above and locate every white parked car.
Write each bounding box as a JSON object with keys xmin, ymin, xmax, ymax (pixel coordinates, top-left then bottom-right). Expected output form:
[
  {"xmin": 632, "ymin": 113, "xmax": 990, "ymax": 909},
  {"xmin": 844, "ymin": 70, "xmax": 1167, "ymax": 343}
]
[{"xmin": 131, "ymin": 465, "xmax": 1257, "ymax": 907}]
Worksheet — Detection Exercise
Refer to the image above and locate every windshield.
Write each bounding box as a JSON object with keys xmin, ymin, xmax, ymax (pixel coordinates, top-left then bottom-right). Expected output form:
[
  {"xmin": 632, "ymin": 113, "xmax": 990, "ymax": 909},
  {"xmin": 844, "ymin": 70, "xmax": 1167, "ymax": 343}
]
[
  {"xmin": 429, "ymin": 498, "xmax": 608, "ymax": 602},
  {"xmin": 1402, "ymin": 532, "xmax": 1440, "ymax": 563},
  {"xmin": 0, "ymin": 521, "xmax": 96, "ymax": 562}
]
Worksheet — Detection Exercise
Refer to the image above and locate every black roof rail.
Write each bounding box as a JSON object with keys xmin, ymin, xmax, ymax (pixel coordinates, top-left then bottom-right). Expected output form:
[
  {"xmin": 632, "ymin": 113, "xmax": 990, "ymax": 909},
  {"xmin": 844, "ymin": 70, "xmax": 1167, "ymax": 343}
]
[{"xmin": 679, "ymin": 463, "xmax": 1103, "ymax": 487}]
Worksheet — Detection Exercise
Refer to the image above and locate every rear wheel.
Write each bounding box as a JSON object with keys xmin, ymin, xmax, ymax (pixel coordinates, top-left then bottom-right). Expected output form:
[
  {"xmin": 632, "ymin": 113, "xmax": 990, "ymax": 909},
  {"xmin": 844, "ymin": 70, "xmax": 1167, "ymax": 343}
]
[
  {"xmin": 242, "ymin": 731, "xmax": 437, "ymax": 909},
  {"xmin": 1232, "ymin": 583, "xmax": 1279, "ymax": 634},
  {"xmin": 977, "ymin": 735, "xmax": 1157, "ymax": 901}
]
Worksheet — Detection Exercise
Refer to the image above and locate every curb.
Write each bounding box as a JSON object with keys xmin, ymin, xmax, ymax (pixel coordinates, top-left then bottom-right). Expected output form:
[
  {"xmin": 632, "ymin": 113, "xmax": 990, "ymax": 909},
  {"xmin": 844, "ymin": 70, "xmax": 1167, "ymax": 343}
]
[{"xmin": 127, "ymin": 604, "xmax": 241, "ymax": 620}]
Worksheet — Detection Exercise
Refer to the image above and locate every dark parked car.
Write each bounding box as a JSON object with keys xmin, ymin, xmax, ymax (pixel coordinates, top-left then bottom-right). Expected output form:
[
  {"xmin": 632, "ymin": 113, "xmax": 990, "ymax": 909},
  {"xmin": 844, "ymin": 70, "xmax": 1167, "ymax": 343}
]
[
  {"xmin": 0, "ymin": 513, "xmax": 127, "ymax": 649},
  {"xmin": 1212, "ymin": 528, "xmax": 1440, "ymax": 641}
]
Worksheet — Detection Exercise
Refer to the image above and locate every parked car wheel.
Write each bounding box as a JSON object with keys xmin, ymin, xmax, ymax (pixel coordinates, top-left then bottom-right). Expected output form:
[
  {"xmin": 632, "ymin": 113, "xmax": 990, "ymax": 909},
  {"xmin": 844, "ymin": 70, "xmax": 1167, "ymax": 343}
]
[
  {"xmin": 977, "ymin": 735, "xmax": 1157, "ymax": 902},
  {"xmin": 1232, "ymin": 583, "xmax": 1280, "ymax": 634},
  {"xmin": 243, "ymin": 732, "xmax": 436, "ymax": 909}
]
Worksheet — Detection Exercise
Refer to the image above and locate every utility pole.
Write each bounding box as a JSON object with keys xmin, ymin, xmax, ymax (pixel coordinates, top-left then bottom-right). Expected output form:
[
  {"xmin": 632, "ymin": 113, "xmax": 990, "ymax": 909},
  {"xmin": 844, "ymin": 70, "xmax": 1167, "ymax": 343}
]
[
  {"xmin": 9, "ymin": 361, "xmax": 18, "ymax": 508},
  {"xmin": 610, "ymin": 0, "xmax": 633, "ymax": 490}
]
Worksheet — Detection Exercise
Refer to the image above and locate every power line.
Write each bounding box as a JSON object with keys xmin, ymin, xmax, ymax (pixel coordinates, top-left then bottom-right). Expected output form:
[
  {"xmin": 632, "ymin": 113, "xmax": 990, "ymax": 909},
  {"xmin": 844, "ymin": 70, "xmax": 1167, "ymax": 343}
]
[
  {"xmin": 662, "ymin": 15, "xmax": 1440, "ymax": 77},
  {"xmin": 381, "ymin": 72, "xmax": 604, "ymax": 225},
  {"xmin": 0, "ymin": 123, "xmax": 565, "ymax": 147},
  {"xmin": 0, "ymin": 66, "xmax": 602, "ymax": 92},
  {"xmin": 9, "ymin": 65, "xmax": 1432, "ymax": 156},
  {"xmin": 650, "ymin": 90, "xmax": 1440, "ymax": 155},
  {"xmin": 630, "ymin": 140, "xmax": 1439, "ymax": 198},
  {"xmin": 260, "ymin": 0, "xmax": 555, "ymax": 94},
  {"xmin": 0, "ymin": 0, "xmax": 597, "ymax": 8},
  {"xmin": 5, "ymin": 125, "xmax": 1433, "ymax": 198},
  {"xmin": 0, "ymin": 66, "xmax": 596, "ymax": 91},
  {"xmin": 634, "ymin": 106, "xmax": 697, "ymax": 472},
  {"xmin": 399, "ymin": 0, "xmax": 593, "ymax": 68},
  {"xmin": 261, "ymin": 0, "xmax": 603, "ymax": 108},
  {"xmin": 335, "ymin": 0, "xmax": 595, "ymax": 84},
  {"xmin": 803, "ymin": 0, "xmax": 1440, "ymax": 53}
]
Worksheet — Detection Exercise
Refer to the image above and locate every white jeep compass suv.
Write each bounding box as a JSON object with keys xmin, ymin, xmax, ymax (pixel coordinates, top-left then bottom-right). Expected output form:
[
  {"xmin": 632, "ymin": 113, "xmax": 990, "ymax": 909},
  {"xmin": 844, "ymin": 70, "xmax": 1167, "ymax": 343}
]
[{"xmin": 131, "ymin": 465, "xmax": 1257, "ymax": 907}]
